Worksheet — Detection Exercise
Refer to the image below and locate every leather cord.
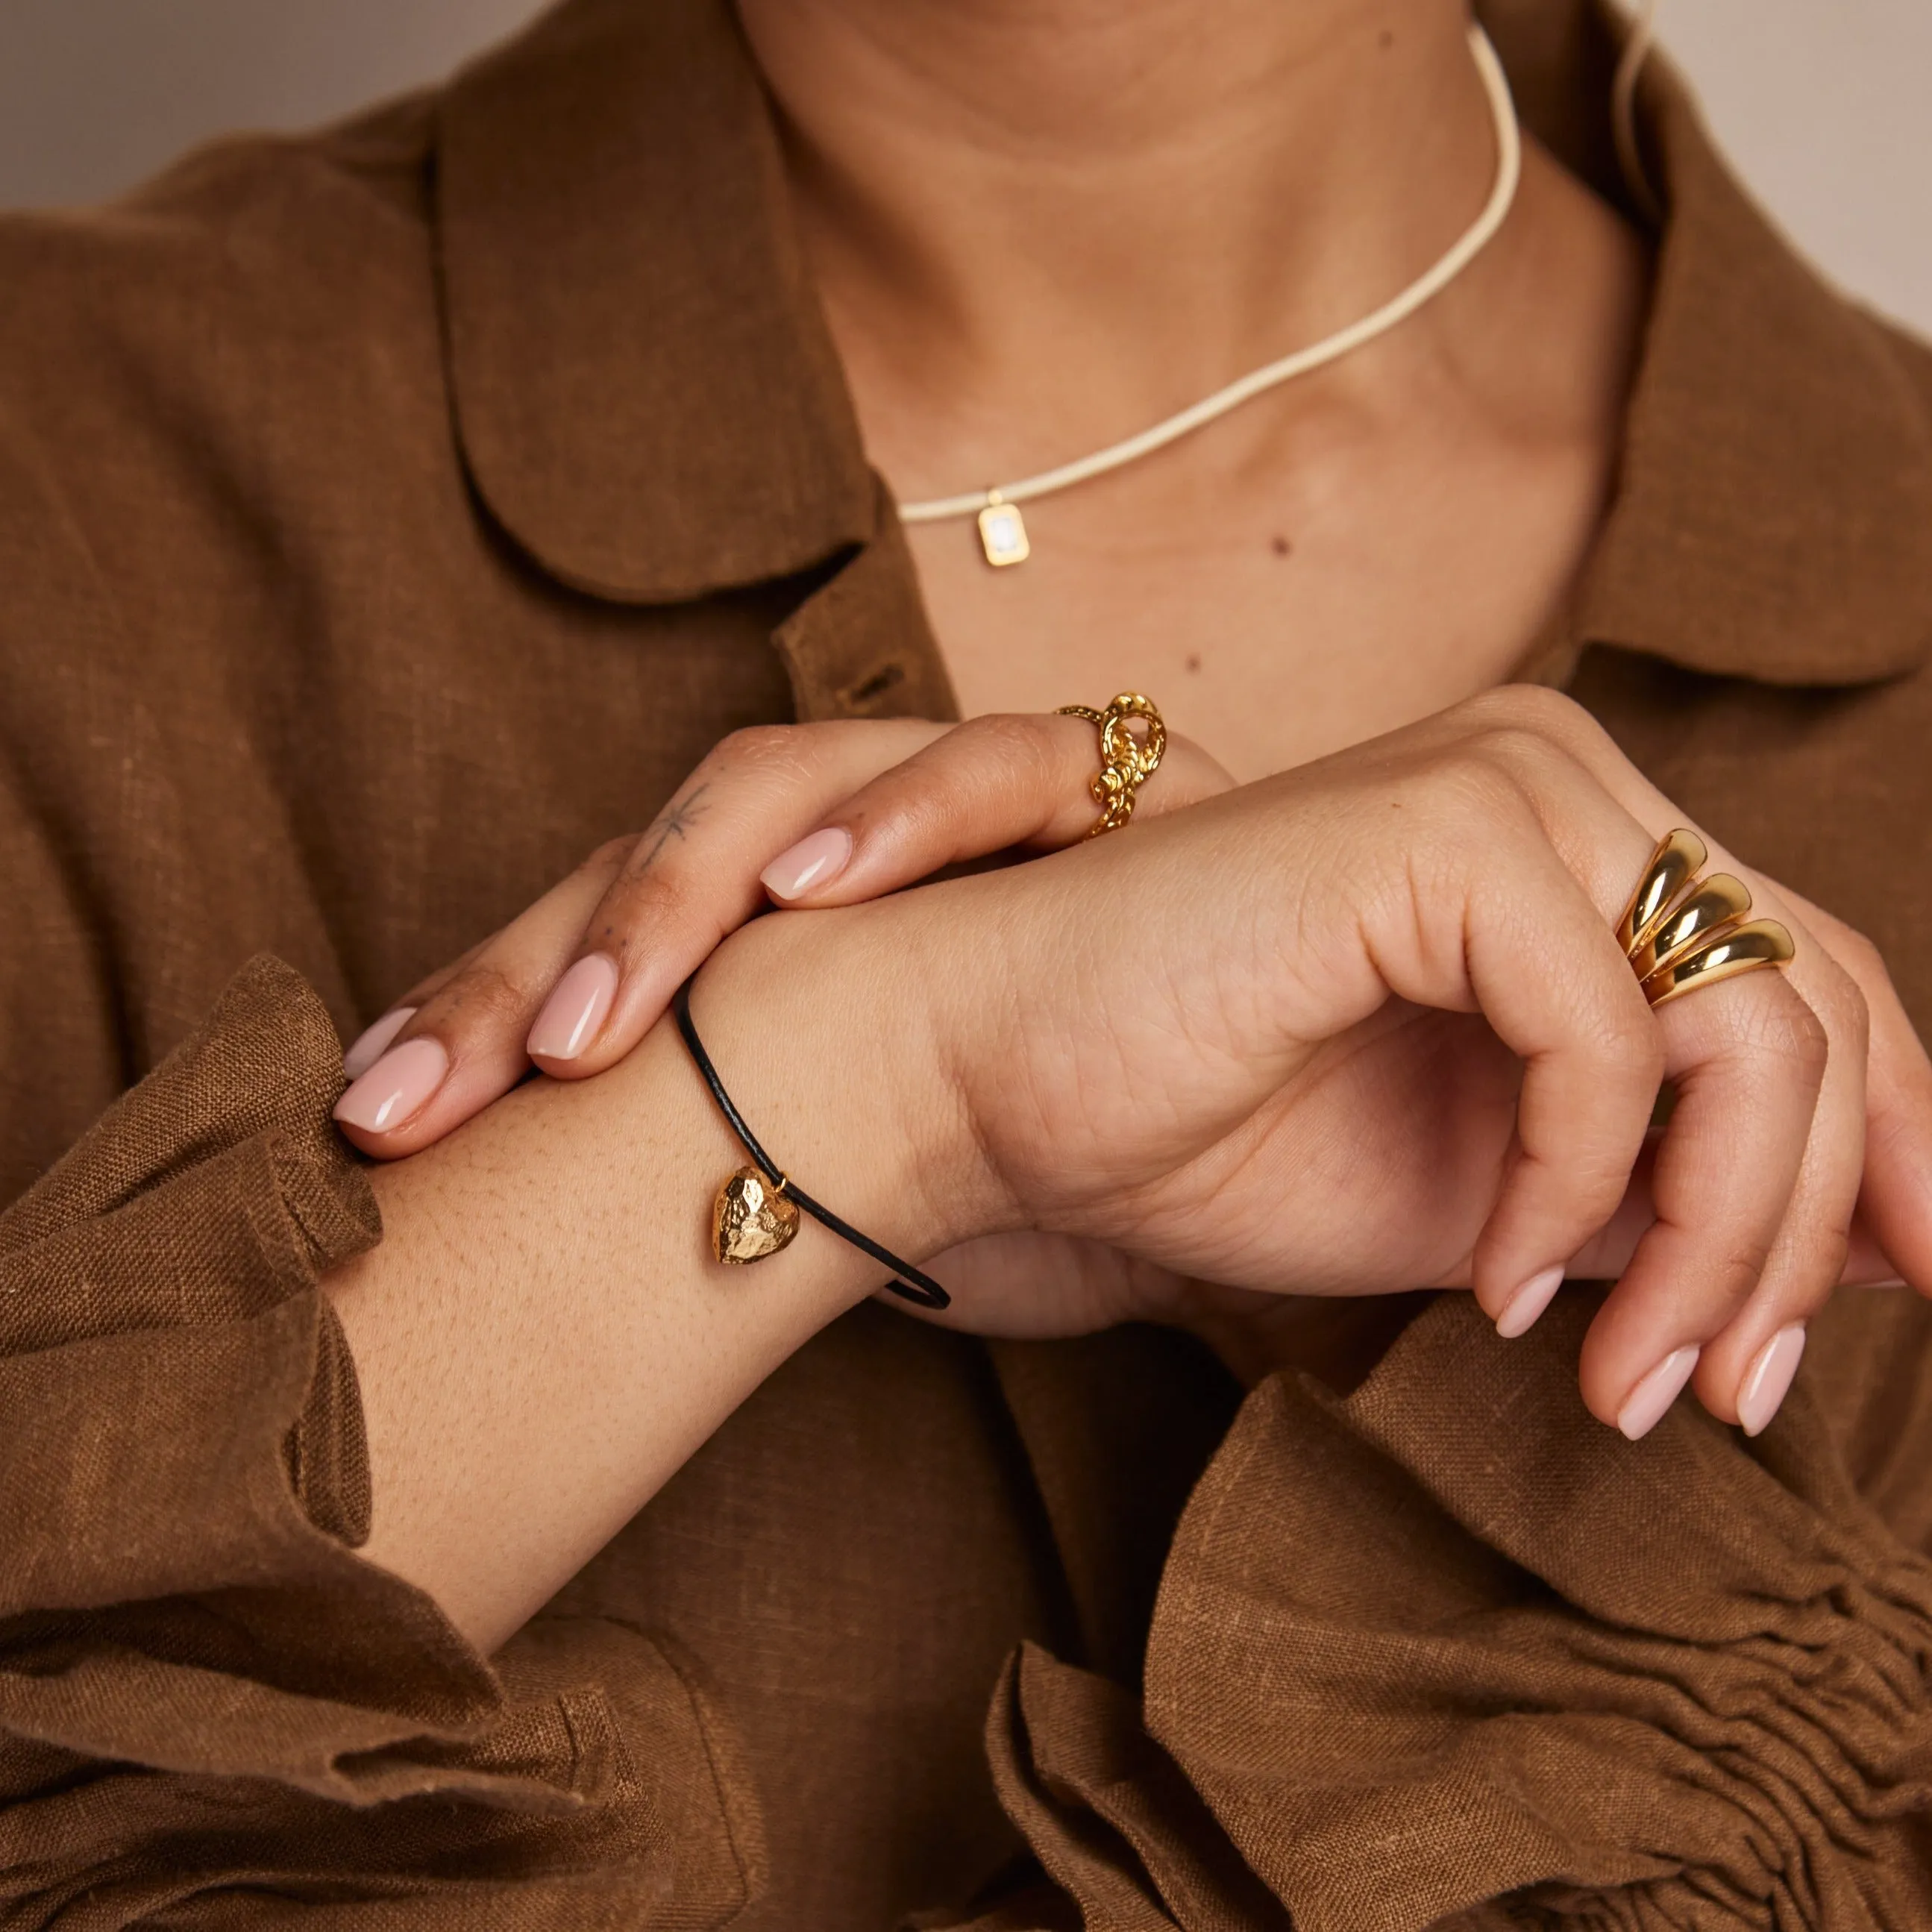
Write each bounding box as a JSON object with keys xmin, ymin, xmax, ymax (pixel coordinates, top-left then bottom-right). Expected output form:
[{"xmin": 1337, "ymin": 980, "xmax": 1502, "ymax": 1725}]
[{"xmin": 672, "ymin": 976, "xmax": 951, "ymax": 1310}]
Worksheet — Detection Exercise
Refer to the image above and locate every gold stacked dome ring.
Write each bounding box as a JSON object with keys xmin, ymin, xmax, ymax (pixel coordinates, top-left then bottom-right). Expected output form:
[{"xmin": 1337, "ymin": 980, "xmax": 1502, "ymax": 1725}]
[{"xmin": 1617, "ymin": 829, "xmax": 1796, "ymax": 1009}]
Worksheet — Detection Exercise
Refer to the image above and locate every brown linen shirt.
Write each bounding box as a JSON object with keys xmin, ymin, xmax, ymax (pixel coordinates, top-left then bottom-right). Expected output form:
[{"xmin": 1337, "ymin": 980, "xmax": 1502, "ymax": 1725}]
[{"xmin": 1, "ymin": 0, "xmax": 1931, "ymax": 1927}]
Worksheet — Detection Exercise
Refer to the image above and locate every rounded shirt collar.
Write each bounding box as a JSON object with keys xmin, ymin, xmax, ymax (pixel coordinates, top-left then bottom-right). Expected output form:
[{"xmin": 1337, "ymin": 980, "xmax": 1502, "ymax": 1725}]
[{"xmin": 435, "ymin": 0, "xmax": 1932, "ymax": 686}]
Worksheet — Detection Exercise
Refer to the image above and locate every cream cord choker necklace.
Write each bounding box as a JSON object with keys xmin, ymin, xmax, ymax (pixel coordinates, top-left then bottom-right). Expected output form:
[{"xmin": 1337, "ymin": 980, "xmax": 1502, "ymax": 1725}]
[{"xmin": 897, "ymin": 23, "xmax": 1522, "ymax": 568}]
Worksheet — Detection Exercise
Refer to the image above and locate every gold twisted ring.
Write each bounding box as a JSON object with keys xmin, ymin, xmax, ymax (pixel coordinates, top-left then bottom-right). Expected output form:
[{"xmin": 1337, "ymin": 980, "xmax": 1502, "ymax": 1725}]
[
  {"xmin": 1056, "ymin": 691, "xmax": 1167, "ymax": 837},
  {"xmin": 1616, "ymin": 829, "xmax": 1796, "ymax": 1009}
]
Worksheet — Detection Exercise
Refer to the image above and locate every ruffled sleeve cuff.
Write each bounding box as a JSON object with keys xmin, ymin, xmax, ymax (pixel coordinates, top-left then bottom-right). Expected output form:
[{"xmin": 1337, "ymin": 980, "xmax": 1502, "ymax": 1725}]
[
  {"xmin": 959, "ymin": 1290, "xmax": 1932, "ymax": 1930},
  {"xmin": 0, "ymin": 957, "xmax": 762, "ymax": 1925}
]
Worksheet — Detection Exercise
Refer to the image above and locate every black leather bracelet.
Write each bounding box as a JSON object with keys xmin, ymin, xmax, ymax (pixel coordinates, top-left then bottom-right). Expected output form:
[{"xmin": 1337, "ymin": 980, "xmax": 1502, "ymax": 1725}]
[{"xmin": 672, "ymin": 976, "xmax": 951, "ymax": 1311}]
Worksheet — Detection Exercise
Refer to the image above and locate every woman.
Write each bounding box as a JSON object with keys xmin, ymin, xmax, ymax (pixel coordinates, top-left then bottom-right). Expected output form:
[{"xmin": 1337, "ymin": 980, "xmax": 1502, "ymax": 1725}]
[{"xmin": 3, "ymin": 0, "xmax": 1931, "ymax": 1925}]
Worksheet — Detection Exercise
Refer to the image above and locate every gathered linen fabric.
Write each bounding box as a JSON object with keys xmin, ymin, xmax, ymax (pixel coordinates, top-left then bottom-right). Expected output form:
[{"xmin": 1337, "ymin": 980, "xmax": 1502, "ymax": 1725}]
[
  {"xmin": 1, "ymin": 0, "xmax": 1931, "ymax": 1924},
  {"xmin": 929, "ymin": 1293, "xmax": 1932, "ymax": 1931}
]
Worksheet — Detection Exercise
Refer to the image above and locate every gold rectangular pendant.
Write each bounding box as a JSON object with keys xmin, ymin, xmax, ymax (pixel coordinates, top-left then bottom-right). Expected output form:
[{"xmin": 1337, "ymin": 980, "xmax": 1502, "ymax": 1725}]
[{"xmin": 976, "ymin": 496, "xmax": 1030, "ymax": 567}]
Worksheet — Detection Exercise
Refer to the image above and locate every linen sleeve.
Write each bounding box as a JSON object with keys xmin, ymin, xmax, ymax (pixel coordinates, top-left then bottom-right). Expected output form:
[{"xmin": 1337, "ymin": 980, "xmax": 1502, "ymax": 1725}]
[
  {"xmin": 0, "ymin": 302, "xmax": 768, "ymax": 1922},
  {"xmin": 0, "ymin": 956, "xmax": 764, "ymax": 1928},
  {"xmin": 932, "ymin": 1290, "xmax": 1932, "ymax": 1932}
]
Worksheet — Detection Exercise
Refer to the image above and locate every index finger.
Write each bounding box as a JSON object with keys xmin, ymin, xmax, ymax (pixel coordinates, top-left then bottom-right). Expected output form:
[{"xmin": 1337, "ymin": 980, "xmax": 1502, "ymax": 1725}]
[{"xmin": 757, "ymin": 709, "xmax": 1236, "ymax": 909}]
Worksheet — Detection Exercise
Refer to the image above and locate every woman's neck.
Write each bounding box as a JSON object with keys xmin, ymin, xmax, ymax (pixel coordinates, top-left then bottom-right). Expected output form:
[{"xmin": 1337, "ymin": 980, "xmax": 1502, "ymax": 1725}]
[
  {"xmin": 733, "ymin": 0, "xmax": 1649, "ymax": 785},
  {"xmin": 735, "ymin": 0, "xmax": 1501, "ymax": 494}
]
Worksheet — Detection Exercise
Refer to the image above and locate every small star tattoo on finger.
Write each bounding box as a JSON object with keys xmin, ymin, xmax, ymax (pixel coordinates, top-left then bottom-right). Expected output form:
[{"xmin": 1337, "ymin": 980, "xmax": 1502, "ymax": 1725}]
[{"xmin": 636, "ymin": 783, "xmax": 709, "ymax": 874}]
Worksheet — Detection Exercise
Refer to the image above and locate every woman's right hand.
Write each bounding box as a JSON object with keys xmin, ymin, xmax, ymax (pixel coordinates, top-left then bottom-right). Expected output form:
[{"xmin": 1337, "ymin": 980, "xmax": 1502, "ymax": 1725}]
[{"xmin": 775, "ymin": 686, "xmax": 1932, "ymax": 1440}]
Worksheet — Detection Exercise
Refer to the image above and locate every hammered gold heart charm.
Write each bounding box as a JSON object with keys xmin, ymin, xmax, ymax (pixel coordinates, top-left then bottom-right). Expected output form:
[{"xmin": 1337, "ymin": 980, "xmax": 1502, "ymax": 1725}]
[{"xmin": 712, "ymin": 1166, "xmax": 800, "ymax": 1265}]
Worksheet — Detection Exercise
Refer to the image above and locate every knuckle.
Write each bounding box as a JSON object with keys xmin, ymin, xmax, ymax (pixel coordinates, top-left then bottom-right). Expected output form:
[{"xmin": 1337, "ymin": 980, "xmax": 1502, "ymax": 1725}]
[
  {"xmin": 1444, "ymin": 685, "xmax": 1534, "ymax": 732},
  {"xmin": 857, "ymin": 712, "xmax": 1061, "ymax": 841},
  {"xmin": 988, "ymin": 711, "xmax": 1071, "ymax": 793},
  {"xmin": 1781, "ymin": 935, "xmax": 1869, "ymax": 1053},
  {"xmin": 1449, "ymin": 687, "xmax": 1619, "ymax": 797},
  {"xmin": 422, "ymin": 955, "xmax": 538, "ymax": 1037},
  {"xmin": 585, "ymin": 834, "xmax": 638, "ymax": 875},
  {"xmin": 1819, "ymin": 965, "xmax": 1872, "ymax": 1058},
  {"xmin": 1744, "ymin": 990, "xmax": 1831, "ymax": 1083},
  {"xmin": 715, "ymin": 722, "xmax": 791, "ymax": 761},
  {"xmin": 1452, "ymin": 682, "xmax": 1600, "ymax": 749},
  {"xmin": 1796, "ymin": 1226, "xmax": 1854, "ymax": 1313},
  {"xmin": 1710, "ymin": 1238, "xmax": 1777, "ymax": 1310},
  {"xmin": 958, "ymin": 709, "xmax": 1060, "ymax": 772},
  {"xmin": 1567, "ymin": 1164, "xmax": 1636, "ymax": 1232},
  {"xmin": 711, "ymin": 721, "xmax": 819, "ymax": 781},
  {"xmin": 603, "ymin": 859, "xmax": 697, "ymax": 928},
  {"xmin": 1605, "ymin": 1005, "xmax": 1669, "ymax": 1082},
  {"xmin": 1472, "ymin": 724, "xmax": 1584, "ymax": 798},
  {"xmin": 1426, "ymin": 747, "xmax": 1542, "ymax": 833},
  {"xmin": 1537, "ymin": 1116, "xmax": 1648, "ymax": 1220},
  {"xmin": 591, "ymin": 866, "xmax": 714, "ymax": 965},
  {"xmin": 1558, "ymin": 967, "xmax": 1663, "ymax": 1070},
  {"xmin": 1833, "ymin": 920, "xmax": 1893, "ymax": 990}
]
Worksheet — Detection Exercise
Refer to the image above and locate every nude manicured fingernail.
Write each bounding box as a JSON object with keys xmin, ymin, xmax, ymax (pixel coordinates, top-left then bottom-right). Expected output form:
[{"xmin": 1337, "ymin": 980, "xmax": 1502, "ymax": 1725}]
[
  {"xmin": 761, "ymin": 827, "xmax": 853, "ymax": 902},
  {"xmin": 1737, "ymin": 1323, "xmax": 1806, "ymax": 1437},
  {"xmin": 1496, "ymin": 1265, "xmax": 1564, "ymax": 1340},
  {"xmin": 343, "ymin": 1006, "xmax": 417, "ymax": 1080},
  {"xmin": 527, "ymin": 954, "xmax": 618, "ymax": 1061},
  {"xmin": 1616, "ymin": 1343, "xmax": 1702, "ymax": 1441},
  {"xmin": 333, "ymin": 1037, "xmax": 448, "ymax": 1133}
]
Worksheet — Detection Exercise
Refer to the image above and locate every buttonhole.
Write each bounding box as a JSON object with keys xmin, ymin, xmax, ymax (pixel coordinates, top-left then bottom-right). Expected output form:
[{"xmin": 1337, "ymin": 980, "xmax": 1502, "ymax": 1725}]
[{"xmin": 844, "ymin": 662, "xmax": 905, "ymax": 708}]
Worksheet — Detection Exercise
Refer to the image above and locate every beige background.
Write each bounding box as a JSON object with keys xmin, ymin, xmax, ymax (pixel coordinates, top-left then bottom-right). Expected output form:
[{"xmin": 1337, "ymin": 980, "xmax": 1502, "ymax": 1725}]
[{"xmin": 0, "ymin": 0, "xmax": 1925, "ymax": 336}]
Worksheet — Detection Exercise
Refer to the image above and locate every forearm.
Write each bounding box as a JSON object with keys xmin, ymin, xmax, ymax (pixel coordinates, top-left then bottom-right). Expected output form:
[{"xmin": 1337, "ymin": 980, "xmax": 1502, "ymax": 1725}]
[{"xmin": 325, "ymin": 909, "xmax": 964, "ymax": 1654}]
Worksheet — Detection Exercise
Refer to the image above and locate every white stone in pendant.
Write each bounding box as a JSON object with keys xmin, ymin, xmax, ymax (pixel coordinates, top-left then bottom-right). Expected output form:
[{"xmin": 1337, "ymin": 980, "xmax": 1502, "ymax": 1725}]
[{"xmin": 976, "ymin": 493, "xmax": 1030, "ymax": 568}]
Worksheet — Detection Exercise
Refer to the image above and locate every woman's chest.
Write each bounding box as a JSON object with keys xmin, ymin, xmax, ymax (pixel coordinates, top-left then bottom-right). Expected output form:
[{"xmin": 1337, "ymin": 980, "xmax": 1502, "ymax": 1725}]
[{"xmin": 902, "ymin": 409, "xmax": 1621, "ymax": 780}]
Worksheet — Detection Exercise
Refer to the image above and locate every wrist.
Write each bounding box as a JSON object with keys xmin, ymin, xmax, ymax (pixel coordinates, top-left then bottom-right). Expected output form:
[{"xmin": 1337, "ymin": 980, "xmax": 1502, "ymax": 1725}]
[{"xmin": 690, "ymin": 899, "xmax": 1004, "ymax": 1290}]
